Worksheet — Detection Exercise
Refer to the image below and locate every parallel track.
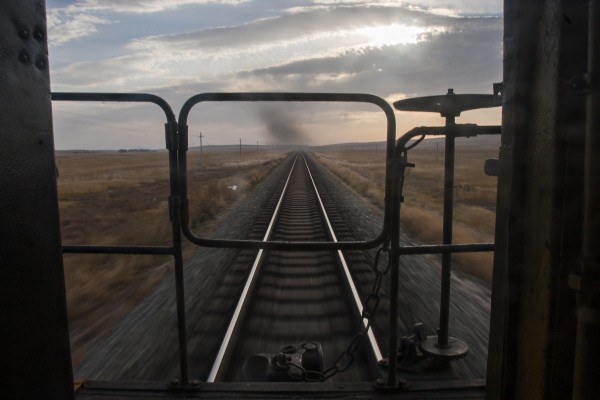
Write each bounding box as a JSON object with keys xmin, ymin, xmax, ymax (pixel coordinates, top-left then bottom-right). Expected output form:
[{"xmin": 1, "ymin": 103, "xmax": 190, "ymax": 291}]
[{"xmin": 205, "ymin": 151, "xmax": 383, "ymax": 382}]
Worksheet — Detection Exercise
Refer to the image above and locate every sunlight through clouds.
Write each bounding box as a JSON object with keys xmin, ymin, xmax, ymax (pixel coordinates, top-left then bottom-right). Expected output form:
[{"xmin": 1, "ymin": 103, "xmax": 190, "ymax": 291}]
[{"xmin": 47, "ymin": 0, "xmax": 502, "ymax": 148}]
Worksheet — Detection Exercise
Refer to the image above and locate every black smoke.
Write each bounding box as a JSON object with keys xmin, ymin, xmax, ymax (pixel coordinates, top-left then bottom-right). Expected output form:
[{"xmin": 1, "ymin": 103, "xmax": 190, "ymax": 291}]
[{"xmin": 258, "ymin": 104, "xmax": 307, "ymax": 144}]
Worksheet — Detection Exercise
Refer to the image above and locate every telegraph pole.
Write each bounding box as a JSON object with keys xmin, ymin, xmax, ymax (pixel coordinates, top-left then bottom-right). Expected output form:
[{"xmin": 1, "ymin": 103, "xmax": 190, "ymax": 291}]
[
  {"xmin": 198, "ymin": 131, "xmax": 203, "ymax": 167},
  {"xmin": 239, "ymin": 138, "xmax": 242, "ymax": 160}
]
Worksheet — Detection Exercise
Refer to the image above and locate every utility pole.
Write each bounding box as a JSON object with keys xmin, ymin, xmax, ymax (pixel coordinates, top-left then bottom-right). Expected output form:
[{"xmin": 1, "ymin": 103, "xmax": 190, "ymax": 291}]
[
  {"xmin": 239, "ymin": 138, "xmax": 242, "ymax": 160},
  {"xmin": 198, "ymin": 131, "xmax": 203, "ymax": 167},
  {"xmin": 257, "ymin": 141, "xmax": 259, "ymax": 152}
]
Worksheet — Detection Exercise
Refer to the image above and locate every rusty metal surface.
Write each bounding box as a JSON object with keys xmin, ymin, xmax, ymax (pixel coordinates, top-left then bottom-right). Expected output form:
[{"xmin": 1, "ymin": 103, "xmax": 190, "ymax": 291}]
[{"xmin": 487, "ymin": 1, "xmax": 589, "ymax": 399}]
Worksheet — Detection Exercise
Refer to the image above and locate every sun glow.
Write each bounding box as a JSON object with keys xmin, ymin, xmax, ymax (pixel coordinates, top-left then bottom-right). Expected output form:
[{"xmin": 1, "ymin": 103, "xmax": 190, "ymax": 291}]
[{"xmin": 357, "ymin": 24, "xmax": 432, "ymax": 46}]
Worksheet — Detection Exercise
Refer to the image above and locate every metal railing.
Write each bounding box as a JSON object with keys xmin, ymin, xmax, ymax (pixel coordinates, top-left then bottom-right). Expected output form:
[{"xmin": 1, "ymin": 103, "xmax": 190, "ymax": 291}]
[
  {"xmin": 52, "ymin": 92, "xmax": 190, "ymax": 385},
  {"xmin": 52, "ymin": 91, "xmax": 500, "ymax": 391}
]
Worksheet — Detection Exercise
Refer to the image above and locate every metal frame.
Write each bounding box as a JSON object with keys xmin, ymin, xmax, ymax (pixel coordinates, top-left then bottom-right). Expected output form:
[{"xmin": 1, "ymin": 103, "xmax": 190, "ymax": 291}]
[
  {"xmin": 394, "ymin": 123, "xmax": 500, "ymax": 359},
  {"xmin": 51, "ymin": 92, "xmax": 191, "ymax": 386},
  {"xmin": 177, "ymin": 92, "xmax": 396, "ymax": 251},
  {"xmin": 53, "ymin": 91, "xmax": 500, "ymax": 392}
]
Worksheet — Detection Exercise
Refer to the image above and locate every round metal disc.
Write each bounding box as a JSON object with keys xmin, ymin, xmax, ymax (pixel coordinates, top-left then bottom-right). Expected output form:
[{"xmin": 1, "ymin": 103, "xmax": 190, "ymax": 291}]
[
  {"xmin": 419, "ymin": 336, "xmax": 469, "ymax": 360},
  {"xmin": 393, "ymin": 93, "xmax": 501, "ymax": 117}
]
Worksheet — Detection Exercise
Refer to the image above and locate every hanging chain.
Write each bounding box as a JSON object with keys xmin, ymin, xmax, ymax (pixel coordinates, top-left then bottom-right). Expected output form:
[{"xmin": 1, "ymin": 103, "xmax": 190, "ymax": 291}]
[{"xmin": 288, "ymin": 244, "xmax": 391, "ymax": 382}]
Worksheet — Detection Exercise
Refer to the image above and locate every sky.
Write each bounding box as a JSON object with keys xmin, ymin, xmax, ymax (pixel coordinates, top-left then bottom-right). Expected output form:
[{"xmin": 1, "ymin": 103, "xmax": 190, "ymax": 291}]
[{"xmin": 47, "ymin": 0, "xmax": 503, "ymax": 150}]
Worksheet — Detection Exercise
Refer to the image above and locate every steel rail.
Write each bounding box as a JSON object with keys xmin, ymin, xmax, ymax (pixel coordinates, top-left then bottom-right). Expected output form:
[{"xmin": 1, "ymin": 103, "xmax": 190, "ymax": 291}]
[
  {"xmin": 206, "ymin": 155, "xmax": 299, "ymax": 382},
  {"xmin": 302, "ymin": 154, "xmax": 383, "ymax": 364},
  {"xmin": 207, "ymin": 152, "xmax": 382, "ymax": 382}
]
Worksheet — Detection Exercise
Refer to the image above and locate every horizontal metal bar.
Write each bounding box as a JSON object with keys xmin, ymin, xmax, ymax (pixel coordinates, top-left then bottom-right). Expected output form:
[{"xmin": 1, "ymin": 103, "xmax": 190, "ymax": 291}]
[
  {"xmin": 62, "ymin": 245, "xmax": 174, "ymax": 255},
  {"xmin": 79, "ymin": 379, "xmax": 485, "ymax": 393},
  {"xmin": 51, "ymin": 92, "xmax": 176, "ymax": 122},
  {"xmin": 178, "ymin": 92, "xmax": 394, "ymax": 122},
  {"xmin": 398, "ymin": 242, "xmax": 494, "ymax": 255},
  {"xmin": 181, "ymin": 227, "xmax": 385, "ymax": 251},
  {"xmin": 397, "ymin": 125, "xmax": 501, "ymax": 153}
]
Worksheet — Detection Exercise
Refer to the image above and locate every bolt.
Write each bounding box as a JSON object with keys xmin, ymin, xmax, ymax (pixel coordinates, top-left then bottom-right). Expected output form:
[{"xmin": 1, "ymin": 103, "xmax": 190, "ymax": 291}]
[
  {"xmin": 375, "ymin": 378, "xmax": 385, "ymax": 386},
  {"xmin": 35, "ymin": 56, "xmax": 46, "ymax": 70},
  {"xmin": 33, "ymin": 29, "xmax": 44, "ymax": 41},
  {"xmin": 19, "ymin": 51, "xmax": 31, "ymax": 64},
  {"xmin": 18, "ymin": 28, "xmax": 29, "ymax": 39},
  {"xmin": 191, "ymin": 379, "xmax": 200, "ymax": 386}
]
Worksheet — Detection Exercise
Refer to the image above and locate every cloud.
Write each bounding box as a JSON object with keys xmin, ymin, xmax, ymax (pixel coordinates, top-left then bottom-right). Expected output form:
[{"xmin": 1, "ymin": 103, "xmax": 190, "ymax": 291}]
[
  {"xmin": 48, "ymin": 1, "xmax": 503, "ymax": 148},
  {"xmin": 47, "ymin": 0, "xmax": 250, "ymax": 46},
  {"xmin": 47, "ymin": 8, "xmax": 112, "ymax": 46},
  {"xmin": 50, "ymin": 4, "xmax": 459, "ymax": 90},
  {"xmin": 304, "ymin": 0, "xmax": 502, "ymax": 15},
  {"xmin": 231, "ymin": 17, "xmax": 501, "ymax": 99},
  {"xmin": 66, "ymin": 0, "xmax": 248, "ymax": 14}
]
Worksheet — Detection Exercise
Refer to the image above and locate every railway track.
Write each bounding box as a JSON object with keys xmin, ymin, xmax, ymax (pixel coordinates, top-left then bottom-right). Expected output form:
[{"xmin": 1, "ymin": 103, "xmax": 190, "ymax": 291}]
[{"xmin": 200, "ymin": 151, "xmax": 384, "ymax": 382}]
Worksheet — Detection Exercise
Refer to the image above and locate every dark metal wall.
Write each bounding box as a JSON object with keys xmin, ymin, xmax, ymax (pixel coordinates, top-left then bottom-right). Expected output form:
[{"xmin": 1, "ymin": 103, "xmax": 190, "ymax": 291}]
[
  {"xmin": 487, "ymin": 0, "xmax": 592, "ymax": 399},
  {"xmin": 0, "ymin": 1, "xmax": 74, "ymax": 398}
]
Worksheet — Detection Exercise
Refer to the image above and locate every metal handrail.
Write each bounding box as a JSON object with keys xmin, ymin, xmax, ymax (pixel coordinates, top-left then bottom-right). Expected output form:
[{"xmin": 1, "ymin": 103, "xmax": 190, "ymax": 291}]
[
  {"xmin": 51, "ymin": 92, "xmax": 190, "ymax": 386},
  {"xmin": 51, "ymin": 90, "xmax": 502, "ymax": 391},
  {"xmin": 177, "ymin": 92, "xmax": 396, "ymax": 251}
]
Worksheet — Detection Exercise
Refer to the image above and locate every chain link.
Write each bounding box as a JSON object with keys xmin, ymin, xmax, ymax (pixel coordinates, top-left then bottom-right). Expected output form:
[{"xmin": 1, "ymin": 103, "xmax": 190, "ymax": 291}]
[{"xmin": 296, "ymin": 244, "xmax": 390, "ymax": 382}]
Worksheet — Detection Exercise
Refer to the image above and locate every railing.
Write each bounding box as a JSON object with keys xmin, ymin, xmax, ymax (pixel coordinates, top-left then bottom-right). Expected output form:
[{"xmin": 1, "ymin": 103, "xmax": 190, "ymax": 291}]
[
  {"xmin": 52, "ymin": 90, "xmax": 500, "ymax": 391},
  {"xmin": 51, "ymin": 92, "xmax": 190, "ymax": 385}
]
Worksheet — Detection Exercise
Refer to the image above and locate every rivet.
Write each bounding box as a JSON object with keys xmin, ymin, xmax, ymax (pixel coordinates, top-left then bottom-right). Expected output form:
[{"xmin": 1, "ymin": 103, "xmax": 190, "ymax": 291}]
[
  {"xmin": 19, "ymin": 51, "xmax": 31, "ymax": 64},
  {"xmin": 33, "ymin": 29, "xmax": 44, "ymax": 41},
  {"xmin": 18, "ymin": 27, "xmax": 29, "ymax": 39},
  {"xmin": 35, "ymin": 56, "xmax": 47, "ymax": 70}
]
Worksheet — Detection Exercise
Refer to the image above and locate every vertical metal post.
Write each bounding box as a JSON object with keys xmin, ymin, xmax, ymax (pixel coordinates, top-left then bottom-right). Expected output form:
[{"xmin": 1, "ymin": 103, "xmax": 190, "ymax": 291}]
[
  {"xmin": 386, "ymin": 146, "xmax": 402, "ymax": 387},
  {"xmin": 199, "ymin": 131, "xmax": 203, "ymax": 168},
  {"xmin": 167, "ymin": 122, "xmax": 189, "ymax": 386},
  {"xmin": 572, "ymin": 1, "xmax": 600, "ymax": 397},
  {"xmin": 438, "ymin": 115, "xmax": 456, "ymax": 347}
]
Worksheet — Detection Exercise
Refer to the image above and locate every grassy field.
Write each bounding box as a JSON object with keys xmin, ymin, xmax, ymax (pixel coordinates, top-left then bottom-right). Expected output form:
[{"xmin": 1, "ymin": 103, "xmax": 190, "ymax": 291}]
[
  {"xmin": 57, "ymin": 139, "xmax": 498, "ymax": 366},
  {"xmin": 56, "ymin": 149, "xmax": 285, "ymax": 365},
  {"xmin": 314, "ymin": 136, "xmax": 500, "ymax": 284}
]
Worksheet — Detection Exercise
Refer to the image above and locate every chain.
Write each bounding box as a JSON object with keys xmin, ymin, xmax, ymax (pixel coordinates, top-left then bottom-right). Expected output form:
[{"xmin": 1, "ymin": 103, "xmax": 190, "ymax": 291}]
[{"xmin": 292, "ymin": 244, "xmax": 390, "ymax": 382}]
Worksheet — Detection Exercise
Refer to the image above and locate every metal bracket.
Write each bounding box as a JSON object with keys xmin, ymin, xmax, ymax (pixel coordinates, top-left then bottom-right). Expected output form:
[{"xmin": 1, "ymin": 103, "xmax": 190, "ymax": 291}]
[{"xmin": 165, "ymin": 120, "xmax": 178, "ymax": 151}]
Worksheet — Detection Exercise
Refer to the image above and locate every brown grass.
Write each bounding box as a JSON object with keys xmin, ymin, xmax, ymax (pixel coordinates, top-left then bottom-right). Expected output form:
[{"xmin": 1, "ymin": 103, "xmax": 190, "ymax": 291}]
[
  {"xmin": 56, "ymin": 149, "xmax": 285, "ymax": 366},
  {"xmin": 314, "ymin": 137, "xmax": 499, "ymax": 284}
]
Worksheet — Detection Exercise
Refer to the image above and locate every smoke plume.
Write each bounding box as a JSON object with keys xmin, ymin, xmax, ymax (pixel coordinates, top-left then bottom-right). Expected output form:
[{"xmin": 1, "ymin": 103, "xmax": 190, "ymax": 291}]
[{"xmin": 258, "ymin": 104, "xmax": 307, "ymax": 144}]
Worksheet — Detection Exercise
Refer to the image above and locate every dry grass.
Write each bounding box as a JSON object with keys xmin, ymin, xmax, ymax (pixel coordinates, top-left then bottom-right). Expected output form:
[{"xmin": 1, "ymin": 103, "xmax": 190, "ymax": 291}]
[
  {"xmin": 56, "ymin": 149, "xmax": 285, "ymax": 366},
  {"xmin": 314, "ymin": 137, "xmax": 499, "ymax": 284}
]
